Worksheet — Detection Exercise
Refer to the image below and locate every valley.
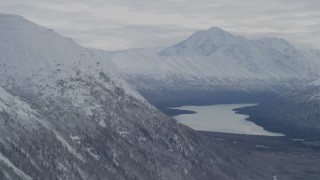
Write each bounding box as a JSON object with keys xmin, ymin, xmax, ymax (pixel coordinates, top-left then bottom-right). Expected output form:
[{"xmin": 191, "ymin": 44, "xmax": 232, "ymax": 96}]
[
  {"xmin": 199, "ymin": 131, "xmax": 320, "ymax": 180},
  {"xmin": 110, "ymin": 27, "xmax": 320, "ymax": 110},
  {"xmin": 169, "ymin": 103, "xmax": 320, "ymax": 179},
  {"xmin": 0, "ymin": 12, "xmax": 320, "ymax": 180}
]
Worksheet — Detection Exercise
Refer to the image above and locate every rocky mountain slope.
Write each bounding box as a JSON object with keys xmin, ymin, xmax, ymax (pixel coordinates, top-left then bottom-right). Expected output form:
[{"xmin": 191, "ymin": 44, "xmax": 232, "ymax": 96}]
[
  {"xmin": 237, "ymin": 79, "xmax": 320, "ymax": 138},
  {"xmin": 1, "ymin": 13, "xmax": 320, "ymax": 180},
  {"xmin": 110, "ymin": 27, "xmax": 320, "ymax": 108},
  {"xmin": 0, "ymin": 13, "xmax": 274, "ymax": 180}
]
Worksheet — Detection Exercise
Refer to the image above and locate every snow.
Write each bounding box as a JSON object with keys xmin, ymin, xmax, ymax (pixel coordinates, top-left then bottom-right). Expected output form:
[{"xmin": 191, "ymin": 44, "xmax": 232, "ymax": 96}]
[
  {"xmin": 0, "ymin": 86, "xmax": 85, "ymax": 163},
  {"xmin": 112, "ymin": 150, "xmax": 119, "ymax": 166},
  {"xmin": 307, "ymin": 92, "xmax": 320, "ymax": 101},
  {"xmin": 305, "ymin": 80, "xmax": 320, "ymax": 101},
  {"xmin": 110, "ymin": 26, "xmax": 320, "ymax": 90},
  {"xmin": 98, "ymin": 120, "xmax": 107, "ymax": 128},
  {"xmin": 70, "ymin": 135, "xmax": 81, "ymax": 141},
  {"xmin": 0, "ymin": 13, "xmax": 146, "ymax": 105},
  {"xmin": 309, "ymin": 79, "xmax": 320, "ymax": 86},
  {"xmin": 0, "ymin": 86, "xmax": 40, "ymax": 129},
  {"xmin": 173, "ymin": 135, "xmax": 178, "ymax": 141},
  {"xmin": 77, "ymin": 167, "xmax": 88, "ymax": 180},
  {"xmin": 254, "ymin": 145, "xmax": 270, "ymax": 149},
  {"xmin": 138, "ymin": 137, "xmax": 147, "ymax": 141},
  {"xmin": 57, "ymin": 163, "xmax": 67, "ymax": 172},
  {"xmin": 87, "ymin": 148, "xmax": 100, "ymax": 161},
  {"xmin": 0, "ymin": 13, "xmax": 313, "ymax": 180},
  {"xmin": 54, "ymin": 131, "xmax": 85, "ymax": 162},
  {"xmin": 0, "ymin": 86, "xmax": 87, "ymax": 163},
  {"xmin": 118, "ymin": 131, "xmax": 130, "ymax": 136},
  {"xmin": 0, "ymin": 152, "xmax": 33, "ymax": 180}
]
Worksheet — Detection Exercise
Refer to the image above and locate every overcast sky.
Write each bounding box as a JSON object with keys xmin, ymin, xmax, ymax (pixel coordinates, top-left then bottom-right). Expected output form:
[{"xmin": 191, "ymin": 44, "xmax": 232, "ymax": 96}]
[{"xmin": 0, "ymin": 0, "xmax": 319, "ymax": 50}]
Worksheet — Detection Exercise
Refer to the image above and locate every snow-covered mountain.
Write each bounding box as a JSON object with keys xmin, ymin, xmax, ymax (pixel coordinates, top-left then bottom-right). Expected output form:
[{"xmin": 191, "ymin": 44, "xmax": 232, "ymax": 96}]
[
  {"xmin": 110, "ymin": 27, "xmax": 320, "ymax": 108},
  {"xmin": 0, "ymin": 14, "xmax": 262, "ymax": 180},
  {"xmin": 2, "ymin": 13, "xmax": 320, "ymax": 180},
  {"xmin": 238, "ymin": 79, "xmax": 320, "ymax": 138}
]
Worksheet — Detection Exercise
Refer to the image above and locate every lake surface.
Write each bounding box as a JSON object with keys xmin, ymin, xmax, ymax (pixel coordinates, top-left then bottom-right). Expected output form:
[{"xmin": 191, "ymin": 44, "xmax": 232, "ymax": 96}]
[{"xmin": 172, "ymin": 104, "xmax": 284, "ymax": 136}]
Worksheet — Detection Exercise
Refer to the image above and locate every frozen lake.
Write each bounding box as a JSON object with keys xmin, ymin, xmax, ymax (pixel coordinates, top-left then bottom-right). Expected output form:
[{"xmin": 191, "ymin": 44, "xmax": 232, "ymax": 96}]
[{"xmin": 172, "ymin": 104, "xmax": 284, "ymax": 136}]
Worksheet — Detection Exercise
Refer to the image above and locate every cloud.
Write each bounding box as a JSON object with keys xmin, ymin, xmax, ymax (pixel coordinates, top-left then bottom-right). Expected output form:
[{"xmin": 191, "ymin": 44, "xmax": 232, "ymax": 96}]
[{"xmin": 0, "ymin": 0, "xmax": 319, "ymax": 50}]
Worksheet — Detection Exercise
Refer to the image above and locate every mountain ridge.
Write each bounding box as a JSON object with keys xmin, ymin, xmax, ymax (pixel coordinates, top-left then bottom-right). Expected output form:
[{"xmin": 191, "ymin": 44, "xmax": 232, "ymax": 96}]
[
  {"xmin": 0, "ymin": 13, "xmax": 249, "ymax": 179},
  {"xmin": 237, "ymin": 79, "xmax": 320, "ymax": 138},
  {"xmin": 1, "ymin": 13, "xmax": 320, "ymax": 179},
  {"xmin": 109, "ymin": 26, "xmax": 320, "ymax": 108}
]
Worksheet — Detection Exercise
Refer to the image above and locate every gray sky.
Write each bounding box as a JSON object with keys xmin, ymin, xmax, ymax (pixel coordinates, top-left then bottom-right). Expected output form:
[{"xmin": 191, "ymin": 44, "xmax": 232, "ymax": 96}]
[{"xmin": 0, "ymin": 0, "xmax": 319, "ymax": 50}]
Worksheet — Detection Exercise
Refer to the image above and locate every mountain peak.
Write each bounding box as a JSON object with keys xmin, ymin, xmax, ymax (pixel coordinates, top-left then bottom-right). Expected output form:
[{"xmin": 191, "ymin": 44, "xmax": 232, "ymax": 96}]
[
  {"xmin": 192, "ymin": 26, "xmax": 233, "ymax": 40},
  {"xmin": 160, "ymin": 26, "xmax": 235, "ymax": 56},
  {"xmin": 0, "ymin": 13, "xmax": 28, "ymax": 24},
  {"xmin": 206, "ymin": 26, "xmax": 231, "ymax": 35},
  {"xmin": 192, "ymin": 26, "xmax": 234, "ymax": 43}
]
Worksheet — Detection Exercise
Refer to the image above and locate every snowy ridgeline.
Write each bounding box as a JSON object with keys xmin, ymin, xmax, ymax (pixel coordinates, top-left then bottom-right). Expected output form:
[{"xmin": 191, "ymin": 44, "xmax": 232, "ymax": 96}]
[
  {"xmin": 0, "ymin": 13, "xmax": 268, "ymax": 180},
  {"xmin": 0, "ymin": 13, "xmax": 320, "ymax": 180},
  {"xmin": 109, "ymin": 27, "xmax": 320, "ymax": 101},
  {"xmin": 0, "ymin": 14, "xmax": 145, "ymax": 103},
  {"xmin": 110, "ymin": 27, "xmax": 320, "ymax": 81}
]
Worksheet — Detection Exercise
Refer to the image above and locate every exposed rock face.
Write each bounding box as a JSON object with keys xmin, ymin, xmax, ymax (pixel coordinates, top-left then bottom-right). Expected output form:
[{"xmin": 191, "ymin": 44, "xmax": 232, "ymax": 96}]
[{"xmin": 0, "ymin": 14, "xmax": 265, "ymax": 180}]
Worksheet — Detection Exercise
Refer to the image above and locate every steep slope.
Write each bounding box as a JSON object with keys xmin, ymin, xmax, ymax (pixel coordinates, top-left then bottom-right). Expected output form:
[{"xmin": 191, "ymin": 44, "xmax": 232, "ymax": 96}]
[
  {"xmin": 110, "ymin": 27, "xmax": 320, "ymax": 108},
  {"xmin": 0, "ymin": 14, "xmax": 268, "ymax": 180},
  {"xmin": 237, "ymin": 79, "xmax": 320, "ymax": 138}
]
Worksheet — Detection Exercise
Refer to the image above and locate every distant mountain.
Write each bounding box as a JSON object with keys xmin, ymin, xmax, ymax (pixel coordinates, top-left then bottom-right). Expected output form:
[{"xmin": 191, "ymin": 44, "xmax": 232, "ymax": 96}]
[
  {"xmin": 110, "ymin": 27, "xmax": 320, "ymax": 109},
  {"xmin": 0, "ymin": 14, "xmax": 258, "ymax": 180},
  {"xmin": 237, "ymin": 79, "xmax": 320, "ymax": 138},
  {"xmin": 160, "ymin": 27, "xmax": 236, "ymax": 56},
  {"xmin": 1, "ymin": 13, "xmax": 320, "ymax": 180}
]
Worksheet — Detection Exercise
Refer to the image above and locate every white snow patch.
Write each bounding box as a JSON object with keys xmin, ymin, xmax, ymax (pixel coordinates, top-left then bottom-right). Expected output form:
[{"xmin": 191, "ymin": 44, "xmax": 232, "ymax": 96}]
[
  {"xmin": 254, "ymin": 145, "xmax": 270, "ymax": 149},
  {"xmin": 70, "ymin": 135, "xmax": 81, "ymax": 141},
  {"xmin": 77, "ymin": 167, "xmax": 88, "ymax": 180},
  {"xmin": 309, "ymin": 79, "xmax": 320, "ymax": 86},
  {"xmin": 0, "ymin": 87, "xmax": 40, "ymax": 129},
  {"xmin": 118, "ymin": 131, "xmax": 130, "ymax": 136},
  {"xmin": 138, "ymin": 137, "xmax": 147, "ymax": 141},
  {"xmin": 98, "ymin": 120, "xmax": 107, "ymax": 128},
  {"xmin": 87, "ymin": 148, "xmax": 100, "ymax": 161},
  {"xmin": 112, "ymin": 150, "xmax": 119, "ymax": 166},
  {"xmin": 307, "ymin": 92, "xmax": 320, "ymax": 101},
  {"xmin": 54, "ymin": 131, "xmax": 84, "ymax": 162},
  {"xmin": 0, "ymin": 152, "xmax": 33, "ymax": 180},
  {"xmin": 174, "ymin": 134, "xmax": 178, "ymax": 141},
  {"xmin": 57, "ymin": 163, "xmax": 67, "ymax": 172}
]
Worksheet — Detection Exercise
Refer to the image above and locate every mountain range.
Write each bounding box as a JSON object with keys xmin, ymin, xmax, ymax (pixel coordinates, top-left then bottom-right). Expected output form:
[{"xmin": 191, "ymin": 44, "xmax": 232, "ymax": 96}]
[
  {"xmin": 1, "ymin": 13, "xmax": 320, "ymax": 179},
  {"xmin": 0, "ymin": 14, "xmax": 249, "ymax": 180},
  {"xmin": 109, "ymin": 27, "xmax": 320, "ymax": 110},
  {"xmin": 108, "ymin": 23, "xmax": 320, "ymax": 140}
]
